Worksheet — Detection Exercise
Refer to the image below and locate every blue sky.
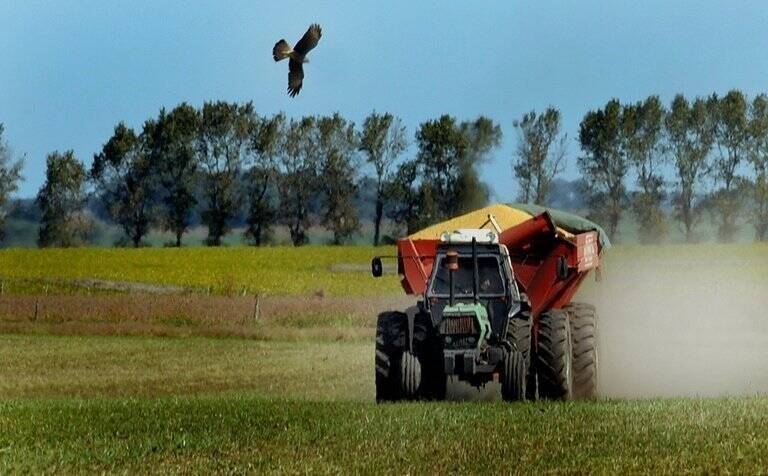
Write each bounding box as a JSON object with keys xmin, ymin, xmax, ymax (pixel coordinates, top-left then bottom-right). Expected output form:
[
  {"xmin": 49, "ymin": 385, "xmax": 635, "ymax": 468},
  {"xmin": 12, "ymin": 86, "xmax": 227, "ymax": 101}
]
[{"xmin": 2, "ymin": 0, "xmax": 768, "ymax": 199}]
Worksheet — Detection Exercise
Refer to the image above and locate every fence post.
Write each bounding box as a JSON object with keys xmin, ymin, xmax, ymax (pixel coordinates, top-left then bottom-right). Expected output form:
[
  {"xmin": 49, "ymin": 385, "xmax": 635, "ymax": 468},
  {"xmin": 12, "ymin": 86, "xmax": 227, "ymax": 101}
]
[{"xmin": 252, "ymin": 294, "xmax": 260, "ymax": 323}]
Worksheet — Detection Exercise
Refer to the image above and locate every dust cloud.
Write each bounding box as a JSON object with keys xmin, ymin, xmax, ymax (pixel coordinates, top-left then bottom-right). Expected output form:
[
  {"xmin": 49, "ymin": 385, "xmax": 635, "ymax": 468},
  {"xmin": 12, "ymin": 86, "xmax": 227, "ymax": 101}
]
[
  {"xmin": 443, "ymin": 249, "xmax": 768, "ymax": 400},
  {"xmin": 581, "ymin": 251, "xmax": 768, "ymax": 398}
]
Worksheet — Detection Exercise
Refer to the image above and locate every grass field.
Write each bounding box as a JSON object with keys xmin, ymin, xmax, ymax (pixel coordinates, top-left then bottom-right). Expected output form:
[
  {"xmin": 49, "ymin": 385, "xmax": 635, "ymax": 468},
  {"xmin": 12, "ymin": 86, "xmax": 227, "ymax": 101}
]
[
  {"xmin": 2, "ymin": 243, "xmax": 768, "ymax": 473},
  {"xmin": 0, "ymin": 243, "xmax": 766, "ymax": 297},
  {"xmin": 0, "ymin": 245, "xmax": 401, "ymax": 296},
  {"xmin": 1, "ymin": 335, "xmax": 768, "ymax": 473}
]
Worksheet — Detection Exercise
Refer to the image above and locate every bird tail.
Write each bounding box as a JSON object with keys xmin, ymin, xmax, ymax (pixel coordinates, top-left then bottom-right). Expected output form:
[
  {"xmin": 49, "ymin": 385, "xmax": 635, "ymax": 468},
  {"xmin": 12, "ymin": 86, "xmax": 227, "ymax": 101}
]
[{"xmin": 272, "ymin": 40, "xmax": 292, "ymax": 61}]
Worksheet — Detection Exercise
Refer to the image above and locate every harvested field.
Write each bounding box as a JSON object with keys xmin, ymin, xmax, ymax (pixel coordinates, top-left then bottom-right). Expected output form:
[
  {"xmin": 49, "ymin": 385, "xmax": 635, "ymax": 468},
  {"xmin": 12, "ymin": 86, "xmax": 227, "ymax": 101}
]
[{"xmin": 0, "ymin": 294, "xmax": 413, "ymax": 339}]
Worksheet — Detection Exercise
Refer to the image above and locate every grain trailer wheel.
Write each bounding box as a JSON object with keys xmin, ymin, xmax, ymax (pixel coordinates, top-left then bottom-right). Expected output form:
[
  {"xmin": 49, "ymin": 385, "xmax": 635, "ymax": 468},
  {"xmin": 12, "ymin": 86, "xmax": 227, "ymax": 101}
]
[
  {"xmin": 536, "ymin": 309, "xmax": 573, "ymax": 400},
  {"xmin": 564, "ymin": 302, "xmax": 598, "ymax": 398}
]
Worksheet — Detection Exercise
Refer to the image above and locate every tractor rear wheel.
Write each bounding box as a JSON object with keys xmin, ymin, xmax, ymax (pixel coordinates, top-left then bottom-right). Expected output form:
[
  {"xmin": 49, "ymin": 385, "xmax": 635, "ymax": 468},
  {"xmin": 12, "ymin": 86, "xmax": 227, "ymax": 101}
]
[
  {"xmin": 564, "ymin": 302, "xmax": 598, "ymax": 399},
  {"xmin": 375, "ymin": 311, "xmax": 406, "ymax": 402},
  {"xmin": 536, "ymin": 309, "xmax": 573, "ymax": 400}
]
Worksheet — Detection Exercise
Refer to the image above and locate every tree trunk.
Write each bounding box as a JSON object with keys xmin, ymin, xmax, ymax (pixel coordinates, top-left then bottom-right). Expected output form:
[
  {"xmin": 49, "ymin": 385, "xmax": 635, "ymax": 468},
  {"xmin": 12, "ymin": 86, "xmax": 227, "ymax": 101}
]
[
  {"xmin": 373, "ymin": 198, "xmax": 383, "ymax": 246},
  {"xmin": 175, "ymin": 230, "xmax": 183, "ymax": 247}
]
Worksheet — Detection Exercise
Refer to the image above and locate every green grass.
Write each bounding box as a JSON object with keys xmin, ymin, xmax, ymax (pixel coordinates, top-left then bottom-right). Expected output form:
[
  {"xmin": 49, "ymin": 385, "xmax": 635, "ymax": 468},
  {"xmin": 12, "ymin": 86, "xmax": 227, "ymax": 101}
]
[
  {"xmin": 1, "ymin": 334, "xmax": 768, "ymax": 473},
  {"xmin": 2, "ymin": 395, "xmax": 768, "ymax": 473}
]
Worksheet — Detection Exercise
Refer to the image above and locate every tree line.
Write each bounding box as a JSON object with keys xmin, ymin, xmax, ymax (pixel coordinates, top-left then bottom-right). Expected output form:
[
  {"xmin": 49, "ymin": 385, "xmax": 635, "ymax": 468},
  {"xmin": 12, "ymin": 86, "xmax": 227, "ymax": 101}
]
[
  {"xmin": 1, "ymin": 103, "xmax": 498, "ymax": 247},
  {"xmin": 2, "ymin": 89, "xmax": 768, "ymax": 247},
  {"xmin": 513, "ymin": 90, "xmax": 768, "ymax": 243}
]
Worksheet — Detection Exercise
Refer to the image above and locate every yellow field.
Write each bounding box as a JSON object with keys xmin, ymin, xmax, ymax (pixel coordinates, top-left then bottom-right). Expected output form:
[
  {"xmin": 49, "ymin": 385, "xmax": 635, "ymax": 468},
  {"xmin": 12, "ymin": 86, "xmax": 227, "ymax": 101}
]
[{"xmin": 0, "ymin": 245, "xmax": 401, "ymax": 296}]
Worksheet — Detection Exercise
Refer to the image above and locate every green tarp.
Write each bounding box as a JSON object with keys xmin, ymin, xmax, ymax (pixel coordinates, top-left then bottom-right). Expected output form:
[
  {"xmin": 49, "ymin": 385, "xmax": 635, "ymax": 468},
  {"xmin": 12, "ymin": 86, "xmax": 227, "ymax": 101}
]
[{"xmin": 508, "ymin": 203, "xmax": 612, "ymax": 249}]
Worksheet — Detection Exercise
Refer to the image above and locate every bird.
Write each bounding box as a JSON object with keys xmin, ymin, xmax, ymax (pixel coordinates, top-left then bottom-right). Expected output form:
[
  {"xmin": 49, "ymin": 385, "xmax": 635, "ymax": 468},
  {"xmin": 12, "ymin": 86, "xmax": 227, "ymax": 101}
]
[{"xmin": 272, "ymin": 24, "xmax": 322, "ymax": 97}]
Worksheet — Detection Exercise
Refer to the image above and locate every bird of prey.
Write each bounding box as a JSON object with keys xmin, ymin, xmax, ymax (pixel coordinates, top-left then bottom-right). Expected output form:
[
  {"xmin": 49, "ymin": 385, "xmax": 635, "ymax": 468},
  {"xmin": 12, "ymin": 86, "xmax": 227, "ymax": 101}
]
[{"xmin": 272, "ymin": 24, "xmax": 322, "ymax": 97}]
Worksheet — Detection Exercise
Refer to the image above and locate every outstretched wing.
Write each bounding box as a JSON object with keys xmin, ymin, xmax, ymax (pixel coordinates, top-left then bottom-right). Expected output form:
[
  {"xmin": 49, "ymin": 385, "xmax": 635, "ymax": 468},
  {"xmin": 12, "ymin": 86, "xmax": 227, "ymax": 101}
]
[
  {"xmin": 288, "ymin": 58, "xmax": 304, "ymax": 97},
  {"xmin": 294, "ymin": 23, "xmax": 322, "ymax": 56}
]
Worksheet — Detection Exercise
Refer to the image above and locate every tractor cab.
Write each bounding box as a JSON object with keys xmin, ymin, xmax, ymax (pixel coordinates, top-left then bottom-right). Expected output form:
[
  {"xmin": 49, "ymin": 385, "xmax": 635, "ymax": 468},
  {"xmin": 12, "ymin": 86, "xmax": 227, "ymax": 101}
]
[{"xmin": 423, "ymin": 229, "xmax": 523, "ymax": 381}]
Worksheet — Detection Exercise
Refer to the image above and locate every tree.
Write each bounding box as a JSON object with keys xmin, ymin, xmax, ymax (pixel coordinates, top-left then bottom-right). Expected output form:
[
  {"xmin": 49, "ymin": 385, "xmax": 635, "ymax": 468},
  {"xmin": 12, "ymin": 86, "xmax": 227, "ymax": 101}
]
[
  {"xmin": 578, "ymin": 99, "xmax": 627, "ymax": 241},
  {"xmin": 37, "ymin": 151, "xmax": 90, "ymax": 247},
  {"xmin": 359, "ymin": 112, "xmax": 407, "ymax": 246},
  {"xmin": 748, "ymin": 93, "xmax": 768, "ymax": 241},
  {"xmin": 512, "ymin": 107, "xmax": 567, "ymax": 205},
  {"xmin": 197, "ymin": 101, "xmax": 255, "ymax": 246},
  {"xmin": 457, "ymin": 116, "xmax": 502, "ymax": 212},
  {"xmin": 91, "ymin": 122, "xmax": 156, "ymax": 247},
  {"xmin": 385, "ymin": 159, "xmax": 433, "ymax": 235},
  {"xmin": 415, "ymin": 115, "xmax": 500, "ymax": 221},
  {"xmin": 148, "ymin": 103, "xmax": 200, "ymax": 247},
  {"xmin": 665, "ymin": 95, "xmax": 715, "ymax": 243},
  {"xmin": 245, "ymin": 113, "xmax": 284, "ymax": 246},
  {"xmin": 279, "ymin": 116, "xmax": 320, "ymax": 246},
  {"xmin": 0, "ymin": 124, "xmax": 24, "ymax": 242},
  {"xmin": 317, "ymin": 113, "xmax": 360, "ymax": 244},
  {"xmin": 710, "ymin": 90, "xmax": 749, "ymax": 242},
  {"xmin": 622, "ymin": 96, "xmax": 666, "ymax": 243}
]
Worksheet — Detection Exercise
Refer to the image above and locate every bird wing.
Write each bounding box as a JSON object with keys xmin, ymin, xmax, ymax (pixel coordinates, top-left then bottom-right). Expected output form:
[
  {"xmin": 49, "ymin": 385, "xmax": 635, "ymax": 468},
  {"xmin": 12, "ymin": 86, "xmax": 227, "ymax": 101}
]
[
  {"xmin": 293, "ymin": 23, "xmax": 322, "ymax": 55},
  {"xmin": 288, "ymin": 58, "xmax": 304, "ymax": 97}
]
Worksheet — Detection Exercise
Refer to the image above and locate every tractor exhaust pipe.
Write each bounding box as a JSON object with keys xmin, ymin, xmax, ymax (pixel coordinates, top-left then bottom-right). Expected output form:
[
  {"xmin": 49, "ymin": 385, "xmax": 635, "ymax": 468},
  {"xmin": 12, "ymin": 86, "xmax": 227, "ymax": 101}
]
[
  {"xmin": 445, "ymin": 250, "xmax": 459, "ymax": 306},
  {"xmin": 472, "ymin": 237, "xmax": 479, "ymax": 304}
]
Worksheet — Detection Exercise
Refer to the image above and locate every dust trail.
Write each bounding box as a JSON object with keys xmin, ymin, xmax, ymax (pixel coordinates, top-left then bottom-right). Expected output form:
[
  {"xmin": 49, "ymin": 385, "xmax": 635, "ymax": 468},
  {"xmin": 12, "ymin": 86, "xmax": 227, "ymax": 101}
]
[{"xmin": 579, "ymin": 252, "xmax": 768, "ymax": 398}]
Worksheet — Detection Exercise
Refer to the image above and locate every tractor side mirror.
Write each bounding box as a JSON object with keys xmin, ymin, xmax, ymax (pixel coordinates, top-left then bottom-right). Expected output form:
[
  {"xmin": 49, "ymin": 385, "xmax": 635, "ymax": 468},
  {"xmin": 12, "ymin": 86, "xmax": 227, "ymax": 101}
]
[
  {"xmin": 371, "ymin": 257, "xmax": 383, "ymax": 278},
  {"xmin": 556, "ymin": 255, "xmax": 569, "ymax": 280}
]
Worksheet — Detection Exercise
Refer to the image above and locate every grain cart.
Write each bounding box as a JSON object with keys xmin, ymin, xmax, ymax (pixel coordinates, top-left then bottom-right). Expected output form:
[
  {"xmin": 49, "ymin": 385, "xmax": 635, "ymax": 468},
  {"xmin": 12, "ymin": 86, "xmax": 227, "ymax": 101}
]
[{"xmin": 371, "ymin": 204, "xmax": 609, "ymax": 402}]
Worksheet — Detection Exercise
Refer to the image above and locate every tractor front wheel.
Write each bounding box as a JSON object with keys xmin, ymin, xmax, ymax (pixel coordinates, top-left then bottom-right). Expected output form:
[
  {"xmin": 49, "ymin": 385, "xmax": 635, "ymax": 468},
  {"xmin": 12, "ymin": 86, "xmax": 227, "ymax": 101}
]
[
  {"xmin": 399, "ymin": 350, "xmax": 422, "ymax": 398},
  {"xmin": 501, "ymin": 350, "xmax": 526, "ymax": 401}
]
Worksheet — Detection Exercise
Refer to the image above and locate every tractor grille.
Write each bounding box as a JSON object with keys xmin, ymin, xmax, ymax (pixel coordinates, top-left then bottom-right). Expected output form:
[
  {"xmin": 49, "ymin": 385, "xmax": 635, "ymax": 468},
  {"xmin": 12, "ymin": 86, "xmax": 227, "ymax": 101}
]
[{"xmin": 440, "ymin": 315, "xmax": 477, "ymax": 335}]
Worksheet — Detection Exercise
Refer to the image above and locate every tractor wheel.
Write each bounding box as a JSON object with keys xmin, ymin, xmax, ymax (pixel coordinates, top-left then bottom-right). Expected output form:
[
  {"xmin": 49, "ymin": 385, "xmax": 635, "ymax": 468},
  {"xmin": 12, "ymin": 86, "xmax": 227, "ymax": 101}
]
[
  {"xmin": 501, "ymin": 350, "xmax": 526, "ymax": 401},
  {"xmin": 502, "ymin": 313, "xmax": 531, "ymax": 401},
  {"xmin": 564, "ymin": 302, "xmax": 598, "ymax": 399},
  {"xmin": 399, "ymin": 350, "xmax": 422, "ymax": 398},
  {"xmin": 536, "ymin": 309, "xmax": 573, "ymax": 400},
  {"xmin": 375, "ymin": 311, "xmax": 406, "ymax": 402}
]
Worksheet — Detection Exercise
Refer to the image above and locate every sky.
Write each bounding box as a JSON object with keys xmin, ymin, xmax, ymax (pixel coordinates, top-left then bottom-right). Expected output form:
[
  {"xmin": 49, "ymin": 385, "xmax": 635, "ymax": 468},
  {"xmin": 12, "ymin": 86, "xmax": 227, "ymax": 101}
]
[{"xmin": 2, "ymin": 0, "xmax": 768, "ymax": 199}]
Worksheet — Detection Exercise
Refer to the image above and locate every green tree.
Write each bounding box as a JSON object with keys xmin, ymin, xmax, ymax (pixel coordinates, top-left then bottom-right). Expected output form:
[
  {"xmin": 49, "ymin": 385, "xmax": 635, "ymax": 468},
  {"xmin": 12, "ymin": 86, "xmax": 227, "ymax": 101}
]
[
  {"xmin": 710, "ymin": 90, "xmax": 749, "ymax": 242},
  {"xmin": 245, "ymin": 113, "xmax": 284, "ymax": 246},
  {"xmin": 358, "ymin": 112, "xmax": 407, "ymax": 246},
  {"xmin": 457, "ymin": 116, "xmax": 502, "ymax": 212},
  {"xmin": 748, "ymin": 93, "xmax": 768, "ymax": 241},
  {"xmin": 0, "ymin": 124, "xmax": 24, "ymax": 242},
  {"xmin": 578, "ymin": 99, "xmax": 627, "ymax": 241},
  {"xmin": 665, "ymin": 95, "xmax": 714, "ymax": 243},
  {"xmin": 148, "ymin": 103, "xmax": 200, "ymax": 247},
  {"xmin": 317, "ymin": 113, "xmax": 360, "ymax": 245},
  {"xmin": 512, "ymin": 107, "xmax": 567, "ymax": 204},
  {"xmin": 197, "ymin": 101, "xmax": 255, "ymax": 246},
  {"xmin": 37, "ymin": 151, "xmax": 91, "ymax": 247},
  {"xmin": 279, "ymin": 116, "xmax": 319, "ymax": 246},
  {"xmin": 415, "ymin": 115, "xmax": 500, "ymax": 221},
  {"xmin": 622, "ymin": 96, "xmax": 666, "ymax": 243},
  {"xmin": 385, "ymin": 159, "xmax": 434, "ymax": 235},
  {"xmin": 91, "ymin": 122, "xmax": 156, "ymax": 247}
]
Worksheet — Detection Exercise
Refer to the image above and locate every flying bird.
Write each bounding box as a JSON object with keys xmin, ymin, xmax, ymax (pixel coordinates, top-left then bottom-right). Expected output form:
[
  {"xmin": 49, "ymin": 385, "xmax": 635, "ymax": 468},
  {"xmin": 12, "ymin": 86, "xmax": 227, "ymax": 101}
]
[{"xmin": 272, "ymin": 24, "xmax": 322, "ymax": 97}]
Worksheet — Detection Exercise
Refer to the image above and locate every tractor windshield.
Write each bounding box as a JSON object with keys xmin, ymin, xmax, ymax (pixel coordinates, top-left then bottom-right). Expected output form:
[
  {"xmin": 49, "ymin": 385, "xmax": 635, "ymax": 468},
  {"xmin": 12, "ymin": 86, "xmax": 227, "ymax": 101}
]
[{"xmin": 430, "ymin": 255, "xmax": 505, "ymax": 297}]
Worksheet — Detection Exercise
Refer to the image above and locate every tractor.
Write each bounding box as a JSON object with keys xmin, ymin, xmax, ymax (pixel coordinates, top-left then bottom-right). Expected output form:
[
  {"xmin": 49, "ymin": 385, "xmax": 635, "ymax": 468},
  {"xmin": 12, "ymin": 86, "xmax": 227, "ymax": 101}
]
[{"xmin": 371, "ymin": 204, "xmax": 608, "ymax": 401}]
